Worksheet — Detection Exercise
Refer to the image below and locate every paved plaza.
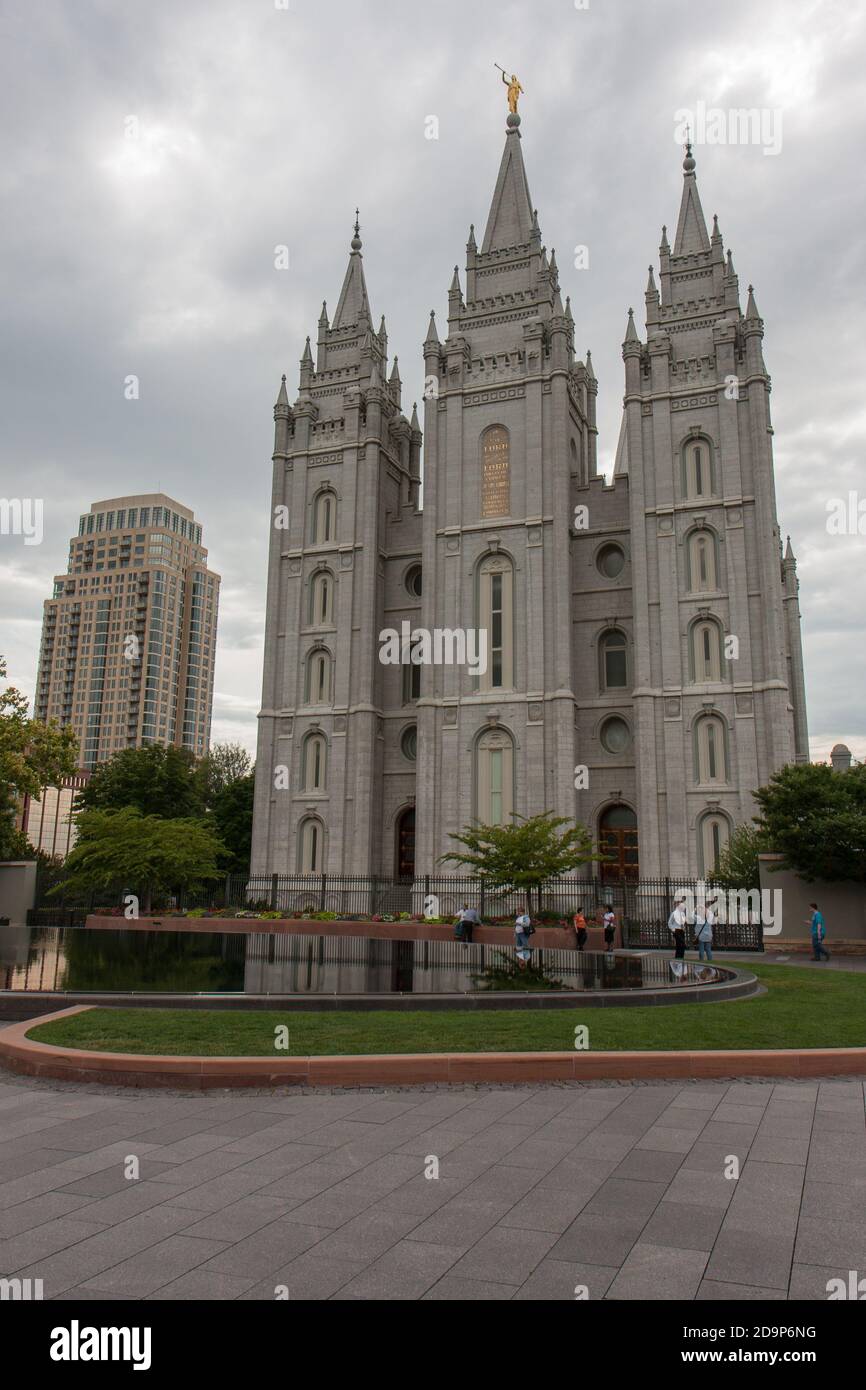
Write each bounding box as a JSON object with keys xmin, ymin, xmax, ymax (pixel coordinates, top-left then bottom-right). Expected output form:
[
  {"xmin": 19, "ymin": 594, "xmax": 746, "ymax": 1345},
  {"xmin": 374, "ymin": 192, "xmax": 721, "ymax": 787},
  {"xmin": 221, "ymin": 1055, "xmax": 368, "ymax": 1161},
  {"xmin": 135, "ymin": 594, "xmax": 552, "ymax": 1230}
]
[{"xmin": 1, "ymin": 1062, "xmax": 865, "ymax": 1301}]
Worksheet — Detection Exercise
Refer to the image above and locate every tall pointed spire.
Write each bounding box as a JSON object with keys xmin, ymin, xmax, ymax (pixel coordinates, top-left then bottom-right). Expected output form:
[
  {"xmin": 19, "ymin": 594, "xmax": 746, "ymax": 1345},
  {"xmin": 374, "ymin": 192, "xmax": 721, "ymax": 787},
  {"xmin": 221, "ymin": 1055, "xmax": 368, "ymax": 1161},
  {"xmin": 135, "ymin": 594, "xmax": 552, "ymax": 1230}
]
[
  {"xmin": 746, "ymin": 284, "xmax": 761, "ymax": 320},
  {"xmin": 673, "ymin": 139, "xmax": 710, "ymax": 255},
  {"xmin": 423, "ymin": 309, "xmax": 440, "ymax": 350},
  {"xmin": 332, "ymin": 209, "xmax": 372, "ymax": 329},
  {"xmin": 481, "ymin": 125, "xmax": 535, "ymax": 253}
]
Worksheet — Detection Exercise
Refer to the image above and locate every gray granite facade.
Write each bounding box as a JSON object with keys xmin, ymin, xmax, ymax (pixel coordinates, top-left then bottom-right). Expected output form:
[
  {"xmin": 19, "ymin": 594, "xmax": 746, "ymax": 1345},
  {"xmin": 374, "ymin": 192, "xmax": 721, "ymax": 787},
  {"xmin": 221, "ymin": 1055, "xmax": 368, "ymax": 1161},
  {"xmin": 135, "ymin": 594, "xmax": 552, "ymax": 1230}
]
[{"xmin": 251, "ymin": 122, "xmax": 808, "ymax": 880}]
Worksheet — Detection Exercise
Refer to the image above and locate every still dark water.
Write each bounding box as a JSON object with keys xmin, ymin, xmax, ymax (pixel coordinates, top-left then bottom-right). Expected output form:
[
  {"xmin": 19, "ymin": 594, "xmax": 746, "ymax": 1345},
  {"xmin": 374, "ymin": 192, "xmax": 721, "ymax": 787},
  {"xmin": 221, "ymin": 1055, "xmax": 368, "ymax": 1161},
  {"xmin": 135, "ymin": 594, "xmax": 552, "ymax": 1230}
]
[{"xmin": 0, "ymin": 927, "xmax": 731, "ymax": 996}]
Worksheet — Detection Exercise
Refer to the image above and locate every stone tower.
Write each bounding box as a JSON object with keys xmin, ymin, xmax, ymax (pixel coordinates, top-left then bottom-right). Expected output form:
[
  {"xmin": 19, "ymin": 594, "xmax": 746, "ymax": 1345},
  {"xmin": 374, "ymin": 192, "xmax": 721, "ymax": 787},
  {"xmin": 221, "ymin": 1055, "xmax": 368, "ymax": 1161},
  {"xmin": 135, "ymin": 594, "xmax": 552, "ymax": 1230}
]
[{"xmin": 250, "ymin": 217, "xmax": 421, "ymax": 877}]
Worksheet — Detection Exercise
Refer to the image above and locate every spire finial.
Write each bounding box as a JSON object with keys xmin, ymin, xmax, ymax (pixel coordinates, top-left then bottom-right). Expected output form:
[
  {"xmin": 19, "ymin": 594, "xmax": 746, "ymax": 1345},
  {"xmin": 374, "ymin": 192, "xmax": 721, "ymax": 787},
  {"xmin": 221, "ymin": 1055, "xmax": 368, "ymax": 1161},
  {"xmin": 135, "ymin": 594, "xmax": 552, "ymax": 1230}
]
[
  {"xmin": 351, "ymin": 209, "xmax": 362, "ymax": 252},
  {"xmin": 683, "ymin": 127, "xmax": 696, "ymax": 174}
]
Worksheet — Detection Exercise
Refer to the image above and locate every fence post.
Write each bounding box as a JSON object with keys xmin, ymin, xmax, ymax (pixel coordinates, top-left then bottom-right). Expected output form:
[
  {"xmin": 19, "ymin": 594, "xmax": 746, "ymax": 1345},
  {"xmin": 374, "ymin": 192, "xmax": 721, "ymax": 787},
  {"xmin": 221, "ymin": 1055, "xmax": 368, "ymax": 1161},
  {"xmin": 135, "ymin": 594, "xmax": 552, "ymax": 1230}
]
[
  {"xmin": 480, "ymin": 880, "xmax": 485, "ymax": 920},
  {"xmin": 320, "ymin": 873, "xmax": 327, "ymax": 911},
  {"xmin": 270, "ymin": 874, "xmax": 278, "ymax": 911}
]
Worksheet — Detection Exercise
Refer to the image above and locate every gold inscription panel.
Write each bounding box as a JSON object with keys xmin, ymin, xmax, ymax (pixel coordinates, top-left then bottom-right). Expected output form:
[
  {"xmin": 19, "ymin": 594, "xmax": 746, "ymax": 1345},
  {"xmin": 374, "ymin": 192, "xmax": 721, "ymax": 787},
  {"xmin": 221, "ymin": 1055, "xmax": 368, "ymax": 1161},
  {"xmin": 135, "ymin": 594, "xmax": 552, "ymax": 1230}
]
[{"xmin": 481, "ymin": 426, "xmax": 510, "ymax": 518}]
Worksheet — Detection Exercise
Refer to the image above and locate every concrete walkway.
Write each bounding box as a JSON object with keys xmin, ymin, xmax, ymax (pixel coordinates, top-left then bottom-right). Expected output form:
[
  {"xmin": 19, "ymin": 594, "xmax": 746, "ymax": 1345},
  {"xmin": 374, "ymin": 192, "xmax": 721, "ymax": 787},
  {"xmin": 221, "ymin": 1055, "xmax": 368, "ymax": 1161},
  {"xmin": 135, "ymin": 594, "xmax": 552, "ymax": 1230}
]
[{"xmin": 1, "ymin": 1069, "xmax": 863, "ymax": 1300}]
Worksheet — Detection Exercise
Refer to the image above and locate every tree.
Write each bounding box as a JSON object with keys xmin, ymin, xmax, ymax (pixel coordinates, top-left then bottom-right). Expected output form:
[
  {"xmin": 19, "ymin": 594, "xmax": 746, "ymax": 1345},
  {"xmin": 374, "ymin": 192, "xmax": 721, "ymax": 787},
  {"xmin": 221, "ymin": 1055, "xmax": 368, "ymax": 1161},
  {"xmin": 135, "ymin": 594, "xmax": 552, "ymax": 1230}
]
[
  {"xmin": 58, "ymin": 808, "xmax": 225, "ymax": 913},
  {"xmin": 75, "ymin": 744, "xmax": 204, "ymax": 820},
  {"xmin": 0, "ymin": 655, "xmax": 78, "ymax": 860},
  {"xmin": 211, "ymin": 771, "xmax": 255, "ymax": 874},
  {"xmin": 195, "ymin": 742, "xmax": 252, "ymax": 808},
  {"xmin": 753, "ymin": 761, "xmax": 866, "ymax": 883},
  {"xmin": 440, "ymin": 812, "xmax": 597, "ymax": 911},
  {"xmin": 712, "ymin": 823, "xmax": 767, "ymax": 892}
]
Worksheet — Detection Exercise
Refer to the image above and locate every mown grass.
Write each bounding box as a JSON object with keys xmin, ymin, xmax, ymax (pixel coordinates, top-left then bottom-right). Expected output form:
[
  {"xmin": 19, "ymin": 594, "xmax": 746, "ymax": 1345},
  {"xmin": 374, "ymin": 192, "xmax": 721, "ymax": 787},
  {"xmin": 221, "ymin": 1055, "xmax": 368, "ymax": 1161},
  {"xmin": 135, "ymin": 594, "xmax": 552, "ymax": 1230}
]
[{"xmin": 25, "ymin": 963, "xmax": 866, "ymax": 1056}]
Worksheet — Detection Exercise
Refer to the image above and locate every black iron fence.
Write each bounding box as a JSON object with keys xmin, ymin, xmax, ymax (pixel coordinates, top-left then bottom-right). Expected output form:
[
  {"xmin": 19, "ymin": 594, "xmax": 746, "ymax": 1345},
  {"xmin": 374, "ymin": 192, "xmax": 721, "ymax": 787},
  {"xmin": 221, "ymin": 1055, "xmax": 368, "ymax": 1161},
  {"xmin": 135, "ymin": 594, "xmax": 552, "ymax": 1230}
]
[{"xmin": 31, "ymin": 873, "xmax": 764, "ymax": 951}]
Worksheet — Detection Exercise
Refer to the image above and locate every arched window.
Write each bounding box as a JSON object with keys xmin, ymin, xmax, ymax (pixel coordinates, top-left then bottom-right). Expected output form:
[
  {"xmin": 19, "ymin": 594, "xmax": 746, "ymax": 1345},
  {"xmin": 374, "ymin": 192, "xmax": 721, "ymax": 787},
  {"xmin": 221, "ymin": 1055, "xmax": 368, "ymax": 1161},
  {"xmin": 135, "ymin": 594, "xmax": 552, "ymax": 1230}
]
[
  {"xmin": 298, "ymin": 816, "xmax": 324, "ymax": 873},
  {"xmin": 305, "ymin": 647, "xmax": 332, "ymax": 704},
  {"xmin": 309, "ymin": 570, "xmax": 334, "ymax": 626},
  {"xmin": 475, "ymin": 727, "xmax": 514, "ymax": 826},
  {"xmin": 683, "ymin": 438, "xmax": 715, "ymax": 500},
  {"xmin": 687, "ymin": 529, "xmax": 718, "ymax": 592},
  {"xmin": 599, "ymin": 628, "xmax": 628, "ymax": 690},
  {"xmin": 302, "ymin": 733, "xmax": 327, "ymax": 791},
  {"xmin": 695, "ymin": 715, "xmax": 728, "ymax": 784},
  {"xmin": 478, "ymin": 554, "xmax": 514, "ymax": 691},
  {"xmin": 698, "ymin": 812, "xmax": 730, "ymax": 875},
  {"xmin": 312, "ymin": 490, "xmax": 337, "ymax": 544},
  {"xmin": 692, "ymin": 619, "xmax": 723, "ymax": 682}
]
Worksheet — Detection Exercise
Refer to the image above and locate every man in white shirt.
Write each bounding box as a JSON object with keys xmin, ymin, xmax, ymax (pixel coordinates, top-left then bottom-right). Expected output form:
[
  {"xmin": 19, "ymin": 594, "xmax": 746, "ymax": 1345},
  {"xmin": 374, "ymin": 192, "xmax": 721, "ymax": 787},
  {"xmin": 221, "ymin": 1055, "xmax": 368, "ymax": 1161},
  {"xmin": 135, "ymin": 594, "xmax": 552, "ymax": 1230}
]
[{"xmin": 667, "ymin": 897, "xmax": 687, "ymax": 961}]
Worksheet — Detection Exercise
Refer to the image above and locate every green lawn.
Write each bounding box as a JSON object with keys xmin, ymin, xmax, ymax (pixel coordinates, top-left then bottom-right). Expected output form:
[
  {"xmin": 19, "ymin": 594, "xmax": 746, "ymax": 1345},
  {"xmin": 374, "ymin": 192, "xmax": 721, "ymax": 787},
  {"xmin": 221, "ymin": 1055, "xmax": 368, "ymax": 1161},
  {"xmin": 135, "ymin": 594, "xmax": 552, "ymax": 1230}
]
[{"xmin": 25, "ymin": 963, "xmax": 866, "ymax": 1056}]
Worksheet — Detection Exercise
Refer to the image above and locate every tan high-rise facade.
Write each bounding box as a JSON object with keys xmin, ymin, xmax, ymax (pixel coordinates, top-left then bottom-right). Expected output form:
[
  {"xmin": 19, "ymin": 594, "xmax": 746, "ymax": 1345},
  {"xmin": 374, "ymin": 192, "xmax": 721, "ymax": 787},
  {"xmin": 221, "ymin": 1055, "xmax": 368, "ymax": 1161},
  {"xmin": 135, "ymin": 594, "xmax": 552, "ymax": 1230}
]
[{"xmin": 34, "ymin": 494, "xmax": 220, "ymax": 767}]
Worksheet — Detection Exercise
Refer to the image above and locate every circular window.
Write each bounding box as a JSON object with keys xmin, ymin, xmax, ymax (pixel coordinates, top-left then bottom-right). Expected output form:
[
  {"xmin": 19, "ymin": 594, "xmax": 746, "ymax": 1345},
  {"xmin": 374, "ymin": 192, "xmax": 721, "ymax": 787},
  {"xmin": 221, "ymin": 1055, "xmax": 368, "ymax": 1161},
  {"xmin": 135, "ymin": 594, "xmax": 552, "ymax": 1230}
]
[
  {"xmin": 401, "ymin": 725, "xmax": 418, "ymax": 760},
  {"xmin": 600, "ymin": 716, "xmax": 631, "ymax": 754},
  {"xmin": 596, "ymin": 543, "xmax": 625, "ymax": 579},
  {"xmin": 405, "ymin": 564, "xmax": 422, "ymax": 598}
]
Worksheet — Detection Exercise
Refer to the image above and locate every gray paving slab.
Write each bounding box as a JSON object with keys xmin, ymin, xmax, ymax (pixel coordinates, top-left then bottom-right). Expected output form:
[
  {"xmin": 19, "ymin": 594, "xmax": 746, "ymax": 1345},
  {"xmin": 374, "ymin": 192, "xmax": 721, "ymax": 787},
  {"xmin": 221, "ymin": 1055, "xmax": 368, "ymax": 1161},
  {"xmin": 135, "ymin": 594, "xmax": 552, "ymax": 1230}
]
[{"xmin": 0, "ymin": 1075, "xmax": 861, "ymax": 1300}]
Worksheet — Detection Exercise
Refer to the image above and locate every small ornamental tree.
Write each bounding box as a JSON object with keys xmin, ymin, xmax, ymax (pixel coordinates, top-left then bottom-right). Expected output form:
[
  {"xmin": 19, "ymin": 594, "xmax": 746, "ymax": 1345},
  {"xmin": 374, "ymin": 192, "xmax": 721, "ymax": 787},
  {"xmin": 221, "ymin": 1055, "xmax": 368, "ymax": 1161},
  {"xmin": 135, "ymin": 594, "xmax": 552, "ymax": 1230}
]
[
  {"xmin": 57, "ymin": 808, "xmax": 225, "ymax": 913},
  {"xmin": 712, "ymin": 823, "xmax": 767, "ymax": 892},
  {"xmin": 753, "ymin": 762, "xmax": 866, "ymax": 883},
  {"xmin": 440, "ymin": 812, "xmax": 597, "ymax": 913}
]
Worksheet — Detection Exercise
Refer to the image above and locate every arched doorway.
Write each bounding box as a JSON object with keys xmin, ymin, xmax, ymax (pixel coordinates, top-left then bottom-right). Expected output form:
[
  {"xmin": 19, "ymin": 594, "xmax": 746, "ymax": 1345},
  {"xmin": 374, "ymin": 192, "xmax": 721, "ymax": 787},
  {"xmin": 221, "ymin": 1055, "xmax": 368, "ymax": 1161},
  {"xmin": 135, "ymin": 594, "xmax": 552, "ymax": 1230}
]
[
  {"xmin": 395, "ymin": 807, "xmax": 416, "ymax": 880},
  {"xmin": 599, "ymin": 804, "xmax": 638, "ymax": 881}
]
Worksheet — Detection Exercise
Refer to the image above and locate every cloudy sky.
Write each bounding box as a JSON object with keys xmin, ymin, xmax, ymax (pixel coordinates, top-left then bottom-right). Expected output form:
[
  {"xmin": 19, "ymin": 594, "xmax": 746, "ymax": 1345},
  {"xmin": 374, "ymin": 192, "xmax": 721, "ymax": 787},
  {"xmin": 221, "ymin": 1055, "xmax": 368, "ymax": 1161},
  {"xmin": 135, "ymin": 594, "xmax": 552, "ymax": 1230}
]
[{"xmin": 1, "ymin": 0, "xmax": 864, "ymax": 762}]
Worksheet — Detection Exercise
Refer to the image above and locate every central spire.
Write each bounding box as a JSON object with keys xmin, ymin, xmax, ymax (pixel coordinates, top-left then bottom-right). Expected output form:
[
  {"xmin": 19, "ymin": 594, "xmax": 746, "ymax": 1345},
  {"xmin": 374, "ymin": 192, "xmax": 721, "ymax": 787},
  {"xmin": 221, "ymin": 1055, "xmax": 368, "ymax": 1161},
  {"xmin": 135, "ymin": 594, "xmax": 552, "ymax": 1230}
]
[{"xmin": 481, "ymin": 120, "xmax": 535, "ymax": 254}]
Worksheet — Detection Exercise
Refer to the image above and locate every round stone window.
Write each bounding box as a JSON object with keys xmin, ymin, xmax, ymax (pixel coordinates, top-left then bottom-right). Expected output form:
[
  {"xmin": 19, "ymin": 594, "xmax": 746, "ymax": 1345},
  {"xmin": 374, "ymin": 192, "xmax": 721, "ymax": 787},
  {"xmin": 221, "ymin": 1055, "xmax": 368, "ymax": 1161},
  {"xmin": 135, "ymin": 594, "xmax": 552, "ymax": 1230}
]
[
  {"xmin": 405, "ymin": 564, "xmax": 423, "ymax": 598},
  {"xmin": 600, "ymin": 715, "xmax": 631, "ymax": 754},
  {"xmin": 401, "ymin": 725, "xmax": 418, "ymax": 760},
  {"xmin": 596, "ymin": 543, "xmax": 625, "ymax": 579}
]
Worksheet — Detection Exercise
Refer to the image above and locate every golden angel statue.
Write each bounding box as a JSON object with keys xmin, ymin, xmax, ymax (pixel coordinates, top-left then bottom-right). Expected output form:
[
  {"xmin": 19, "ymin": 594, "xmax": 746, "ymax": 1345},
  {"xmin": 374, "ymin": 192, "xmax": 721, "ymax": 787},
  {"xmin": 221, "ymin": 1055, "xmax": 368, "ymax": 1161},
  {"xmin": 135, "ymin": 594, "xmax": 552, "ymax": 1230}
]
[{"xmin": 497, "ymin": 67, "xmax": 524, "ymax": 115}]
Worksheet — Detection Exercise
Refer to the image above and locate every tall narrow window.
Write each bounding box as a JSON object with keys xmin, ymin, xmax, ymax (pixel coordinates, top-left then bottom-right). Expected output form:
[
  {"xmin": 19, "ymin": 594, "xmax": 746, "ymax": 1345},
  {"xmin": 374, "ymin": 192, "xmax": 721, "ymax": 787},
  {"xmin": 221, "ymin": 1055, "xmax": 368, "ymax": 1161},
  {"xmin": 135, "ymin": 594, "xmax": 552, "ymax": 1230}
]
[
  {"xmin": 306, "ymin": 648, "xmax": 331, "ymax": 704},
  {"xmin": 303, "ymin": 734, "xmax": 327, "ymax": 791},
  {"xmin": 313, "ymin": 491, "xmax": 336, "ymax": 544},
  {"xmin": 688, "ymin": 530, "xmax": 718, "ymax": 592},
  {"xmin": 699, "ymin": 813, "xmax": 730, "ymax": 875},
  {"xmin": 478, "ymin": 555, "xmax": 513, "ymax": 691},
  {"xmin": 310, "ymin": 571, "xmax": 333, "ymax": 625},
  {"xmin": 299, "ymin": 817, "xmax": 324, "ymax": 872},
  {"xmin": 476, "ymin": 729, "xmax": 514, "ymax": 826},
  {"xmin": 696, "ymin": 716, "xmax": 728, "ymax": 784},
  {"xmin": 600, "ymin": 629, "xmax": 628, "ymax": 690},
  {"xmin": 692, "ymin": 620, "xmax": 722, "ymax": 682},
  {"xmin": 684, "ymin": 438, "xmax": 715, "ymax": 500}
]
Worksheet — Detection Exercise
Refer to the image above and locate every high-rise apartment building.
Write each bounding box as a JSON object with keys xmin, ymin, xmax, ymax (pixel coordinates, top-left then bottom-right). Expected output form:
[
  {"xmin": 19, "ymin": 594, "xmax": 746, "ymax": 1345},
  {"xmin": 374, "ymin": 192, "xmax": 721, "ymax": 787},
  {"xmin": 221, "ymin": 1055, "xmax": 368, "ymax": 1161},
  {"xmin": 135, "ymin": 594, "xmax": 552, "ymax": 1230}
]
[{"xmin": 34, "ymin": 494, "xmax": 220, "ymax": 767}]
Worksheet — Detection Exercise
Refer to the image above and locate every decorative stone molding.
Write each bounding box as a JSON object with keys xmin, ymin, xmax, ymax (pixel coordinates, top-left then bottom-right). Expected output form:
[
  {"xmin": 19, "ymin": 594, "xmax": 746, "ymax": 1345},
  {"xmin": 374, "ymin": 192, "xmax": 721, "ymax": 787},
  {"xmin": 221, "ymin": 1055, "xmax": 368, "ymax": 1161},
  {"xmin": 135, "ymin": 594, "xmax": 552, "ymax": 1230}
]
[
  {"xmin": 464, "ymin": 386, "xmax": 526, "ymax": 407},
  {"xmin": 528, "ymin": 703, "xmax": 544, "ymax": 721},
  {"xmin": 664, "ymin": 698, "xmax": 681, "ymax": 718}
]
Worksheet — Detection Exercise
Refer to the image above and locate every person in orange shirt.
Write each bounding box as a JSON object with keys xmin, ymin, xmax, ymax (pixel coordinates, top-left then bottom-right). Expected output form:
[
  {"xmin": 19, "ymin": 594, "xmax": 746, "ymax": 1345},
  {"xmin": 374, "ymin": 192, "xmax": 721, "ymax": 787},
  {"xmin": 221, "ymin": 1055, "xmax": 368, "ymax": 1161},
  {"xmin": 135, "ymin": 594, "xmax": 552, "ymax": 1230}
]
[{"xmin": 572, "ymin": 910, "xmax": 588, "ymax": 950}]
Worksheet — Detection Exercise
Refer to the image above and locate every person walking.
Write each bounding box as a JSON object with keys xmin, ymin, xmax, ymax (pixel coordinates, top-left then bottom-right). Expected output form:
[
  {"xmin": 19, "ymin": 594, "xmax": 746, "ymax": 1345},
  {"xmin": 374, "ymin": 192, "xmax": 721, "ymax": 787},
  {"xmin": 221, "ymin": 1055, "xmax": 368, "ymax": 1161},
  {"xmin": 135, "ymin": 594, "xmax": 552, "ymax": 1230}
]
[
  {"xmin": 695, "ymin": 897, "xmax": 717, "ymax": 962},
  {"xmin": 809, "ymin": 902, "xmax": 830, "ymax": 961},
  {"xmin": 668, "ymin": 896, "xmax": 687, "ymax": 960},
  {"xmin": 602, "ymin": 904, "xmax": 617, "ymax": 951},
  {"xmin": 455, "ymin": 902, "xmax": 480, "ymax": 945},
  {"xmin": 515, "ymin": 908, "xmax": 533, "ymax": 969},
  {"xmin": 572, "ymin": 909, "xmax": 588, "ymax": 951}
]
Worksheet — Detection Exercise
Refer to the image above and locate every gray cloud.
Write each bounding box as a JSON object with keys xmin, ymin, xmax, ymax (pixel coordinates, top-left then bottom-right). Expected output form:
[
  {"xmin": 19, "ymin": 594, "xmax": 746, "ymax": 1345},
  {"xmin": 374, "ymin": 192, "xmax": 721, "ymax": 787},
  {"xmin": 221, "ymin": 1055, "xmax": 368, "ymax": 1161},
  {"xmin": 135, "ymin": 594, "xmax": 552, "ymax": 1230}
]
[{"xmin": 2, "ymin": 0, "xmax": 864, "ymax": 762}]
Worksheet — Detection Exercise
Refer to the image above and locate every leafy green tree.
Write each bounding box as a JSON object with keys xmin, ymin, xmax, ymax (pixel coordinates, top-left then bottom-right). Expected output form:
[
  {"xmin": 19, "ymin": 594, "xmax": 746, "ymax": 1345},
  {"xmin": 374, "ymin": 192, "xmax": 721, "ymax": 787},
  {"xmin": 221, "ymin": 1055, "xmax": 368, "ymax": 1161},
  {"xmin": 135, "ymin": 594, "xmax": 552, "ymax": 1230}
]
[
  {"xmin": 211, "ymin": 771, "xmax": 255, "ymax": 874},
  {"xmin": 75, "ymin": 744, "xmax": 203, "ymax": 820},
  {"xmin": 0, "ymin": 655, "xmax": 78, "ymax": 860},
  {"xmin": 440, "ymin": 812, "xmax": 597, "ymax": 911},
  {"xmin": 58, "ymin": 807, "xmax": 224, "ymax": 912},
  {"xmin": 753, "ymin": 761, "xmax": 866, "ymax": 882},
  {"xmin": 712, "ymin": 823, "xmax": 767, "ymax": 892},
  {"xmin": 195, "ymin": 742, "xmax": 252, "ymax": 808}
]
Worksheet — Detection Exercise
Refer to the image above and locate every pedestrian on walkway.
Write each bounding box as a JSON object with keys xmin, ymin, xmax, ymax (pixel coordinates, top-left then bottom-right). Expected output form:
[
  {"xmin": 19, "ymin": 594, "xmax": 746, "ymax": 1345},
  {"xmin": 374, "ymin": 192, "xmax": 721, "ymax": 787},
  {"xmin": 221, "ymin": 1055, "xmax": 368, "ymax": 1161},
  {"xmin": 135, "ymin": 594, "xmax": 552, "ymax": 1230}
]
[
  {"xmin": 808, "ymin": 902, "xmax": 830, "ymax": 961},
  {"xmin": 602, "ymin": 904, "xmax": 617, "ymax": 950},
  {"xmin": 455, "ymin": 902, "xmax": 480, "ymax": 945},
  {"xmin": 515, "ymin": 909, "xmax": 533, "ymax": 968},
  {"xmin": 572, "ymin": 908, "xmax": 588, "ymax": 951},
  {"xmin": 668, "ymin": 896, "xmax": 687, "ymax": 960},
  {"xmin": 695, "ymin": 897, "xmax": 717, "ymax": 962}
]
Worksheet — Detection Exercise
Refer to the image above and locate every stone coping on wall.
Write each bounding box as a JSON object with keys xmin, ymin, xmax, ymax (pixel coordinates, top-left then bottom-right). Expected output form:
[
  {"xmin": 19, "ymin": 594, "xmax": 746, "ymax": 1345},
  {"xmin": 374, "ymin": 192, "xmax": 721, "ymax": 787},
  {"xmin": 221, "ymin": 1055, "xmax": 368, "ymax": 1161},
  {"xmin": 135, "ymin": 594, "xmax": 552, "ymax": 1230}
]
[
  {"xmin": 2, "ymin": 1005, "xmax": 865, "ymax": 1088},
  {"xmin": 83, "ymin": 914, "xmax": 587, "ymax": 947}
]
